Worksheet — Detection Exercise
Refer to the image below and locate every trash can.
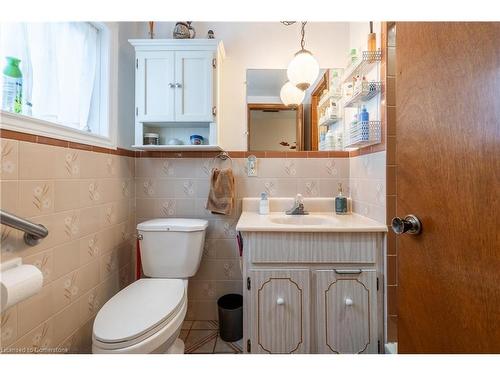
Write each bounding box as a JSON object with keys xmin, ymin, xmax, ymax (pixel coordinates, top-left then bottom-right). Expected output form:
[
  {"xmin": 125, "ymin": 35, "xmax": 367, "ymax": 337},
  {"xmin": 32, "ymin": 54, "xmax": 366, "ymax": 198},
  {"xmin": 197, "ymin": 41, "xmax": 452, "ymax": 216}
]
[{"xmin": 217, "ymin": 293, "xmax": 243, "ymax": 342}]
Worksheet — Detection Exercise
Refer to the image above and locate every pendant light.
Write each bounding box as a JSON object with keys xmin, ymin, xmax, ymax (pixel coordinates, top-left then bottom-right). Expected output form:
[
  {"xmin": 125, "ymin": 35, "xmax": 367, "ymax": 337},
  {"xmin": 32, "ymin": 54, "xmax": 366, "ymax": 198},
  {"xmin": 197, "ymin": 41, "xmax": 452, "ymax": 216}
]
[
  {"xmin": 280, "ymin": 81, "xmax": 305, "ymax": 106},
  {"xmin": 287, "ymin": 22, "xmax": 320, "ymax": 91}
]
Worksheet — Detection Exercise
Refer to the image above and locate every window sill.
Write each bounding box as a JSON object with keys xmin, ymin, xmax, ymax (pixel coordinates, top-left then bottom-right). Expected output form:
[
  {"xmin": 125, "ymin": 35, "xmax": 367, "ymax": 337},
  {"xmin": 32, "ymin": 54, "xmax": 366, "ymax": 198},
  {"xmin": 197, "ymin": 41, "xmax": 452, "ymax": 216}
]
[{"xmin": 0, "ymin": 110, "xmax": 116, "ymax": 149}]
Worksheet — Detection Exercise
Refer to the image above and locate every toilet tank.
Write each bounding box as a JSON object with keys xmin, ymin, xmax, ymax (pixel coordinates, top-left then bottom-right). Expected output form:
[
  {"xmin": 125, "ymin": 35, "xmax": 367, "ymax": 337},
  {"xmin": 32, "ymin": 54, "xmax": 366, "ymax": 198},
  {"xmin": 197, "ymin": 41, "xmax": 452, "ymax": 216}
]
[{"xmin": 137, "ymin": 218, "xmax": 208, "ymax": 278}]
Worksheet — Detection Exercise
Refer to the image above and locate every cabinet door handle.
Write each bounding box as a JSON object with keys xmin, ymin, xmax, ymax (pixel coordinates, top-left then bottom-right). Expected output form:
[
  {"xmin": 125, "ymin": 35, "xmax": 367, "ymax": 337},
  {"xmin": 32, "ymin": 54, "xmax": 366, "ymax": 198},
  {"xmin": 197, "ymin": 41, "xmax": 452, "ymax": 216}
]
[
  {"xmin": 175, "ymin": 83, "xmax": 182, "ymax": 88},
  {"xmin": 345, "ymin": 298, "xmax": 353, "ymax": 306},
  {"xmin": 276, "ymin": 297, "xmax": 285, "ymax": 305},
  {"xmin": 334, "ymin": 269, "xmax": 362, "ymax": 275},
  {"xmin": 168, "ymin": 83, "xmax": 174, "ymax": 88}
]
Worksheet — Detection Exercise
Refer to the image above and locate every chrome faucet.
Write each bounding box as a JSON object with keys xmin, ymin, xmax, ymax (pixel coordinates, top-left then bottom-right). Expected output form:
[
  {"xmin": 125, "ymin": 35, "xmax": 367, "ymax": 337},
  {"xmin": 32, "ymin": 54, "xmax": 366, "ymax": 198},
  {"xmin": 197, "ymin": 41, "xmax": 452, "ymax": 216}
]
[{"xmin": 286, "ymin": 194, "xmax": 309, "ymax": 215}]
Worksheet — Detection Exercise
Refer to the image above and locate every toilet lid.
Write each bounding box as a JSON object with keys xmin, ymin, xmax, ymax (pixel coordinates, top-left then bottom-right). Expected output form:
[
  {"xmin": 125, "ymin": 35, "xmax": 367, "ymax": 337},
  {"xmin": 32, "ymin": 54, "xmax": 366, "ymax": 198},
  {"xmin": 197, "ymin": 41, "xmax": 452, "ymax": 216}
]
[{"xmin": 93, "ymin": 279, "xmax": 185, "ymax": 343}]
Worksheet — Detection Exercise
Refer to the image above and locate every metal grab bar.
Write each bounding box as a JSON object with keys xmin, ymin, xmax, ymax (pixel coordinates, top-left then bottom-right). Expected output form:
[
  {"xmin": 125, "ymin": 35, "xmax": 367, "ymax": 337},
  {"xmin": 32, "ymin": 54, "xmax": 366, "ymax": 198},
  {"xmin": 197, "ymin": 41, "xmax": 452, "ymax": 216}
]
[{"xmin": 0, "ymin": 209, "xmax": 49, "ymax": 246}]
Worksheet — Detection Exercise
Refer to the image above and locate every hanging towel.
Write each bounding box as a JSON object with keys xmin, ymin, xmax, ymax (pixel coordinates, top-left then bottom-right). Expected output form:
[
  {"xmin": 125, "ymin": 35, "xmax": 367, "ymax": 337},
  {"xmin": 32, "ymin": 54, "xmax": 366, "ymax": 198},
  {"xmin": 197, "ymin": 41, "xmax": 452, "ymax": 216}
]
[{"xmin": 206, "ymin": 167, "xmax": 235, "ymax": 215}]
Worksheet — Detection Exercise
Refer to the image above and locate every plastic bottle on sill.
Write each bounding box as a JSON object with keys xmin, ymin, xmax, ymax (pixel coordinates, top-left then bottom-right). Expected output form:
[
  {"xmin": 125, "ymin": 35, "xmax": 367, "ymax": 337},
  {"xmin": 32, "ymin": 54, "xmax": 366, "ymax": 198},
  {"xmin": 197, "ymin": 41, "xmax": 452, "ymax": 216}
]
[{"xmin": 2, "ymin": 56, "xmax": 23, "ymax": 114}]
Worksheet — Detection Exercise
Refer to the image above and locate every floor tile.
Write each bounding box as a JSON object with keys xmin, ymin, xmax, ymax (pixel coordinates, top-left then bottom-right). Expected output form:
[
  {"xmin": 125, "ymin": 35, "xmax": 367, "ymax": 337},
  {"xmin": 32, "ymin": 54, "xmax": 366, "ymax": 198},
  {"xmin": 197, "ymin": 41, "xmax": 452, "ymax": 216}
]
[
  {"xmin": 179, "ymin": 329, "xmax": 189, "ymax": 341},
  {"xmin": 191, "ymin": 320, "xmax": 218, "ymax": 330},
  {"xmin": 182, "ymin": 320, "xmax": 242, "ymax": 354},
  {"xmin": 214, "ymin": 336, "xmax": 238, "ymax": 354},
  {"xmin": 184, "ymin": 329, "xmax": 218, "ymax": 353},
  {"xmin": 191, "ymin": 337, "xmax": 217, "ymax": 354}
]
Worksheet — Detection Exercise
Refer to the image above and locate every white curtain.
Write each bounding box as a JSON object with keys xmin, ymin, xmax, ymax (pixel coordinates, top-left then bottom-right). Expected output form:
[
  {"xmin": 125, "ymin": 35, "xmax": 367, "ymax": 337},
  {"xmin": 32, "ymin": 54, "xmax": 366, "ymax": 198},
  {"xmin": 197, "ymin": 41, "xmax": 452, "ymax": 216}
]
[{"xmin": 0, "ymin": 22, "xmax": 99, "ymax": 132}]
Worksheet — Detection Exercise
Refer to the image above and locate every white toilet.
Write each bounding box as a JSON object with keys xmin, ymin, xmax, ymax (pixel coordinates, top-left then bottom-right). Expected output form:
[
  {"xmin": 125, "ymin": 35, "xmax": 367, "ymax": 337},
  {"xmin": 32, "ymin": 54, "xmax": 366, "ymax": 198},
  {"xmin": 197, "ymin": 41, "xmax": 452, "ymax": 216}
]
[{"xmin": 92, "ymin": 218, "xmax": 208, "ymax": 354}]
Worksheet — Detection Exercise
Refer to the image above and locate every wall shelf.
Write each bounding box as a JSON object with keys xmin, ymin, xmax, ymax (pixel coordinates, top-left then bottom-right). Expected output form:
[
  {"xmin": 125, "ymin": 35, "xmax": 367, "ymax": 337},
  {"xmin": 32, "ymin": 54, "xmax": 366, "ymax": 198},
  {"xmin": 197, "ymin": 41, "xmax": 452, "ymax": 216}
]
[
  {"xmin": 132, "ymin": 144, "xmax": 223, "ymax": 151},
  {"xmin": 317, "ymin": 88, "xmax": 342, "ymax": 109},
  {"xmin": 318, "ymin": 115, "xmax": 341, "ymax": 127},
  {"xmin": 343, "ymin": 81, "xmax": 382, "ymax": 108},
  {"xmin": 342, "ymin": 50, "xmax": 382, "ymax": 84},
  {"xmin": 345, "ymin": 120, "xmax": 381, "ymax": 149}
]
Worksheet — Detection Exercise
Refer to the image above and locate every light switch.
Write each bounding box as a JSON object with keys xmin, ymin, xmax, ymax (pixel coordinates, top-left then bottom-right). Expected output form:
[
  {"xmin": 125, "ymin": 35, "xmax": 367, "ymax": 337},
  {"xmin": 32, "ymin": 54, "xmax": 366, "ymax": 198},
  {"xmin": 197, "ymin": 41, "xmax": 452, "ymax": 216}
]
[{"xmin": 247, "ymin": 155, "xmax": 257, "ymax": 177}]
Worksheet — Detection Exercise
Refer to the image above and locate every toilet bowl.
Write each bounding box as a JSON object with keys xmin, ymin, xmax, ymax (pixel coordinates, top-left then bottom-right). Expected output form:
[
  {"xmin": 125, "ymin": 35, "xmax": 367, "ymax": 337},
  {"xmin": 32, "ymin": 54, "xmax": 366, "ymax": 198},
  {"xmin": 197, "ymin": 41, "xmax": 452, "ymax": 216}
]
[{"xmin": 92, "ymin": 218, "xmax": 208, "ymax": 354}]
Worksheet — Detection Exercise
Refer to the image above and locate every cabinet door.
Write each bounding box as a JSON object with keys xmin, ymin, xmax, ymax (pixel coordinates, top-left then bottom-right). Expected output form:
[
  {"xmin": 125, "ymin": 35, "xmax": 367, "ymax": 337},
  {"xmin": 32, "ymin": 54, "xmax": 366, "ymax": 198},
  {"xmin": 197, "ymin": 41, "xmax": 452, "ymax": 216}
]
[
  {"xmin": 249, "ymin": 269, "xmax": 310, "ymax": 353},
  {"xmin": 315, "ymin": 269, "xmax": 377, "ymax": 354},
  {"xmin": 136, "ymin": 51, "xmax": 175, "ymax": 122},
  {"xmin": 174, "ymin": 50, "xmax": 214, "ymax": 122}
]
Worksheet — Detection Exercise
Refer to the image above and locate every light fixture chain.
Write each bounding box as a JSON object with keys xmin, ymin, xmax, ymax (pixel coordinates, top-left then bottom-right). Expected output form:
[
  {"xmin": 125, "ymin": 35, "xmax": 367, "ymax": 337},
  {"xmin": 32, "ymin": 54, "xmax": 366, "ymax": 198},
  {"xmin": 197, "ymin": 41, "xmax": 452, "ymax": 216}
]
[{"xmin": 300, "ymin": 21, "xmax": 307, "ymax": 50}]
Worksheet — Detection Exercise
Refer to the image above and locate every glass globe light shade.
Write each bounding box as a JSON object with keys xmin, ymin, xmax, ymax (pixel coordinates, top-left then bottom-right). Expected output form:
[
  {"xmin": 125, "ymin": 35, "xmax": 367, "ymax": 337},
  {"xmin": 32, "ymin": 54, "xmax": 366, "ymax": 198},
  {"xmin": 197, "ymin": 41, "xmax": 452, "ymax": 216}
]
[
  {"xmin": 280, "ymin": 81, "xmax": 305, "ymax": 106},
  {"xmin": 287, "ymin": 49, "xmax": 320, "ymax": 90}
]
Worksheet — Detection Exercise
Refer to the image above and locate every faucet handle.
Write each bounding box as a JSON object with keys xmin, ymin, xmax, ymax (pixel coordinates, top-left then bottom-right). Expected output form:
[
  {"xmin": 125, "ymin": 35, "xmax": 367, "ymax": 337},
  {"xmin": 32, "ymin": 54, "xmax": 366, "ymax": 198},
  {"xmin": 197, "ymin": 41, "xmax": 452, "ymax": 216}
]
[{"xmin": 295, "ymin": 193, "xmax": 304, "ymax": 204}]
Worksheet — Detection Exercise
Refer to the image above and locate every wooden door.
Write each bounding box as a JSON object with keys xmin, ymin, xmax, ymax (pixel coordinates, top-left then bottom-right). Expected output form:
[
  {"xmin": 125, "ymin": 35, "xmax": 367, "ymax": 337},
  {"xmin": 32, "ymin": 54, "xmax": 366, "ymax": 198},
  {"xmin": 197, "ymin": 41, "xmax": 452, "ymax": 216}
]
[
  {"xmin": 136, "ymin": 51, "xmax": 175, "ymax": 122},
  {"xmin": 315, "ymin": 269, "xmax": 377, "ymax": 354},
  {"xmin": 174, "ymin": 50, "xmax": 214, "ymax": 122},
  {"xmin": 249, "ymin": 269, "xmax": 310, "ymax": 353},
  {"xmin": 396, "ymin": 22, "xmax": 500, "ymax": 353}
]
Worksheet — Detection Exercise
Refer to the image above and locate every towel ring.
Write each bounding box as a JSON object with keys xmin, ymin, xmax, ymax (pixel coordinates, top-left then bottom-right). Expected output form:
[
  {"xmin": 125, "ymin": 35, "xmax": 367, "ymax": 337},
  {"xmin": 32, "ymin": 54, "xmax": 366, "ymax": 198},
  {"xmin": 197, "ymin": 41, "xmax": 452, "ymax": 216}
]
[{"xmin": 211, "ymin": 151, "xmax": 233, "ymax": 169}]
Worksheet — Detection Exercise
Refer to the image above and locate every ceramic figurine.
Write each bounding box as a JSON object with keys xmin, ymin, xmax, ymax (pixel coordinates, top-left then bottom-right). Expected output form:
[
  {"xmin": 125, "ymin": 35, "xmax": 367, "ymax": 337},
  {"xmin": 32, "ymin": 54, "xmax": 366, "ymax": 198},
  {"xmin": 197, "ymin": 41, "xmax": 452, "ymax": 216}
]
[{"xmin": 173, "ymin": 22, "xmax": 196, "ymax": 39}]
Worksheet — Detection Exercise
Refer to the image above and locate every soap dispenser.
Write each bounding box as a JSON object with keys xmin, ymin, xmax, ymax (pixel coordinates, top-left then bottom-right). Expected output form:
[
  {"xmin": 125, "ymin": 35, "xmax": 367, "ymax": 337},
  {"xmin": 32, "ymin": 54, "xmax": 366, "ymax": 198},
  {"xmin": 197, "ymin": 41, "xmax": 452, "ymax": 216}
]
[
  {"xmin": 259, "ymin": 192, "xmax": 269, "ymax": 215},
  {"xmin": 335, "ymin": 183, "xmax": 348, "ymax": 215}
]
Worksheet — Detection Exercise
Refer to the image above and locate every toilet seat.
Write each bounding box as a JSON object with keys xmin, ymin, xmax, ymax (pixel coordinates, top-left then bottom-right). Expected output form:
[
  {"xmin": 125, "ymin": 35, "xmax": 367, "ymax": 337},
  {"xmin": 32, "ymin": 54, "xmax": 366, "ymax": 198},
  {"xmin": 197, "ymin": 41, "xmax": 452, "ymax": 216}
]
[{"xmin": 92, "ymin": 278, "xmax": 186, "ymax": 352}]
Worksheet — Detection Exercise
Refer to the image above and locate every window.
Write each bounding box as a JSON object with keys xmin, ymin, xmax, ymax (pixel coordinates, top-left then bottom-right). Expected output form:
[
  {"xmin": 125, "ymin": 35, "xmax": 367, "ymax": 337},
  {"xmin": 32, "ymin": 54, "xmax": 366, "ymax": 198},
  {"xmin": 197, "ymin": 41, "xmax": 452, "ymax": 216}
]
[{"xmin": 0, "ymin": 22, "xmax": 113, "ymax": 144}]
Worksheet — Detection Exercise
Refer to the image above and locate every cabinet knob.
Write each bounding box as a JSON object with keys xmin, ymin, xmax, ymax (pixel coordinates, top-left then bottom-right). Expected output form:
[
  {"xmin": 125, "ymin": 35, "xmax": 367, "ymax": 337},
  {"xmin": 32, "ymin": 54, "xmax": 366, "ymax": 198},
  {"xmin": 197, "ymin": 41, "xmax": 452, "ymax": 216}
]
[
  {"xmin": 168, "ymin": 83, "xmax": 174, "ymax": 88},
  {"xmin": 345, "ymin": 298, "xmax": 353, "ymax": 306},
  {"xmin": 276, "ymin": 297, "xmax": 285, "ymax": 305},
  {"xmin": 175, "ymin": 83, "xmax": 182, "ymax": 88}
]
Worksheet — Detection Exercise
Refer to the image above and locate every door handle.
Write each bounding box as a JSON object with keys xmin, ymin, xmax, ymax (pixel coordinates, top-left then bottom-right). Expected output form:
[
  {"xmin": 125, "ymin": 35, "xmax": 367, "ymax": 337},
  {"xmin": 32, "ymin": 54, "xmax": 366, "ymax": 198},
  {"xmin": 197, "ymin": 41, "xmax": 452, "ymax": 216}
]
[
  {"xmin": 334, "ymin": 269, "xmax": 362, "ymax": 275},
  {"xmin": 175, "ymin": 83, "xmax": 182, "ymax": 88},
  {"xmin": 391, "ymin": 215, "xmax": 422, "ymax": 235}
]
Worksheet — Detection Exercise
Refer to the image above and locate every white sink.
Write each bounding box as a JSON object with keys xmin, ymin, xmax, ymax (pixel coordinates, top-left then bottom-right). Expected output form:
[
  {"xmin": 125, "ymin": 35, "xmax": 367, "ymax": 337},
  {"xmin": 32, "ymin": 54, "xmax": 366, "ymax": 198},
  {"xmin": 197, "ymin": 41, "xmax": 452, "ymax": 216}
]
[
  {"xmin": 236, "ymin": 197, "xmax": 388, "ymax": 233},
  {"xmin": 269, "ymin": 215, "xmax": 334, "ymax": 226}
]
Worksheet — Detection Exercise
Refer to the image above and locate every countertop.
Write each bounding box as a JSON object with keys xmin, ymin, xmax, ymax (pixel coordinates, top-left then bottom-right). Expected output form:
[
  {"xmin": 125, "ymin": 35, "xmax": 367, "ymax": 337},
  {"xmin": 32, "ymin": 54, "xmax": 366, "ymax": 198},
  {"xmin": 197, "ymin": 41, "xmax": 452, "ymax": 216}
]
[{"xmin": 235, "ymin": 198, "xmax": 387, "ymax": 233}]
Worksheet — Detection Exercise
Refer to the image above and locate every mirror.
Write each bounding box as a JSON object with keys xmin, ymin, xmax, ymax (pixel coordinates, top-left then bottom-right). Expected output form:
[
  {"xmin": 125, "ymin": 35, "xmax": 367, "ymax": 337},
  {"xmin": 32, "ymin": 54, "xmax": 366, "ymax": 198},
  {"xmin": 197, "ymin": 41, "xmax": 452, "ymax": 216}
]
[{"xmin": 246, "ymin": 69, "xmax": 328, "ymax": 152}]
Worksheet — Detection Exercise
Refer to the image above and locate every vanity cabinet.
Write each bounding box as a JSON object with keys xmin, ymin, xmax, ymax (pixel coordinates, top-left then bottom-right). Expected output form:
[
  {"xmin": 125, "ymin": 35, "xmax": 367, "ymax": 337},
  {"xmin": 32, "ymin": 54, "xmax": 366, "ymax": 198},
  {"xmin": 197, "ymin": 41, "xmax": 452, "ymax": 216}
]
[
  {"xmin": 315, "ymin": 269, "xmax": 377, "ymax": 354},
  {"xmin": 248, "ymin": 269, "xmax": 310, "ymax": 353},
  {"xmin": 129, "ymin": 39, "xmax": 224, "ymax": 149},
  {"xmin": 242, "ymin": 232, "xmax": 383, "ymax": 354}
]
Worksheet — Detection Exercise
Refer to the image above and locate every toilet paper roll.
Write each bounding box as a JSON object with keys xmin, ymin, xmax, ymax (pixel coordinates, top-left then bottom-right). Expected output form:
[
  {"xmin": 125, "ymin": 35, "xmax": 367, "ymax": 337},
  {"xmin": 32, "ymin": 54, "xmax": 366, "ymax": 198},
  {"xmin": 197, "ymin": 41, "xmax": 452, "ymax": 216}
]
[{"xmin": 1, "ymin": 264, "xmax": 43, "ymax": 313}]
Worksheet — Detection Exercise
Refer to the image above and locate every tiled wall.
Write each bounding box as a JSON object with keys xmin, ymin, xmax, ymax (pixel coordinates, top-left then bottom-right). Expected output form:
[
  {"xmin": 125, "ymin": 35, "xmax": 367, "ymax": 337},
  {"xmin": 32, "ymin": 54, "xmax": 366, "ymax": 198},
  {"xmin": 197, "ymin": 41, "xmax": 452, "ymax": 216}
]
[
  {"xmin": 0, "ymin": 138, "xmax": 136, "ymax": 353},
  {"xmin": 349, "ymin": 151, "xmax": 386, "ymax": 224},
  {"xmin": 385, "ymin": 22, "xmax": 398, "ymax": 342},
  {"xmin": 135, "ymin": 156, "xmax": 350, "ymax": 320},
  {"xmin": 1, "ymin": 135, "xmax": 389, "ymax": 350}
]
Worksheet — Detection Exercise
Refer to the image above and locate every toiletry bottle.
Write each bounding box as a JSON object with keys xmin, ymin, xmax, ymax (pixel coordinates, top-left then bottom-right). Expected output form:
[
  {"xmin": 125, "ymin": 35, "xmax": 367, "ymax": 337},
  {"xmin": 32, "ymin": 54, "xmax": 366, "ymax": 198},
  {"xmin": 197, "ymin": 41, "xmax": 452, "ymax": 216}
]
[
  {"xmin": 349, "ymin": 48, "xmax": 358, "ymax": 64},
  {"xmin": 259, "ymin": 192, "xmax": 269, "ymax": 215},
  {"xmin": 331, "ymin": 70, "xmax": 341, "ymax": 96},
  {"xmin": 325, "ymin": 129, "xmax": 335, "ymax": 150},
  {"xmin": 335, "ymin": 183, "xmax": 348, "ymax": 215},
  {"xmin": 368, "ymin": 22, "xmax": 376, "ymax": 54},
  {"xmin": 360, "ymin": 105, "xmax": 370, "ymax": 123}
]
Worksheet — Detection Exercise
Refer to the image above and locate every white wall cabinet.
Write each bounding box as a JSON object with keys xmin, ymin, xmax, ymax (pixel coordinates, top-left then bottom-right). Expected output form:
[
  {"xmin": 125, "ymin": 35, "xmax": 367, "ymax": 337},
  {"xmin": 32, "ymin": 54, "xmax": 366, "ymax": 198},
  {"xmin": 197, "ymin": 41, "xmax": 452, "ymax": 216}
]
[
  {"xmin": 174, "ymin": 50, "xmax": 214, "ymax": 122},
  {"xmin": 136, "ymin": 51, "xmax": 176, "ymax": 122},
  {"xmin": 130, "ymin": 39, "xmax": 224, "ymax": 150},
  {"xmin": 242, "ymin": 231, "xmax": 384, "ymax": 354}
]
